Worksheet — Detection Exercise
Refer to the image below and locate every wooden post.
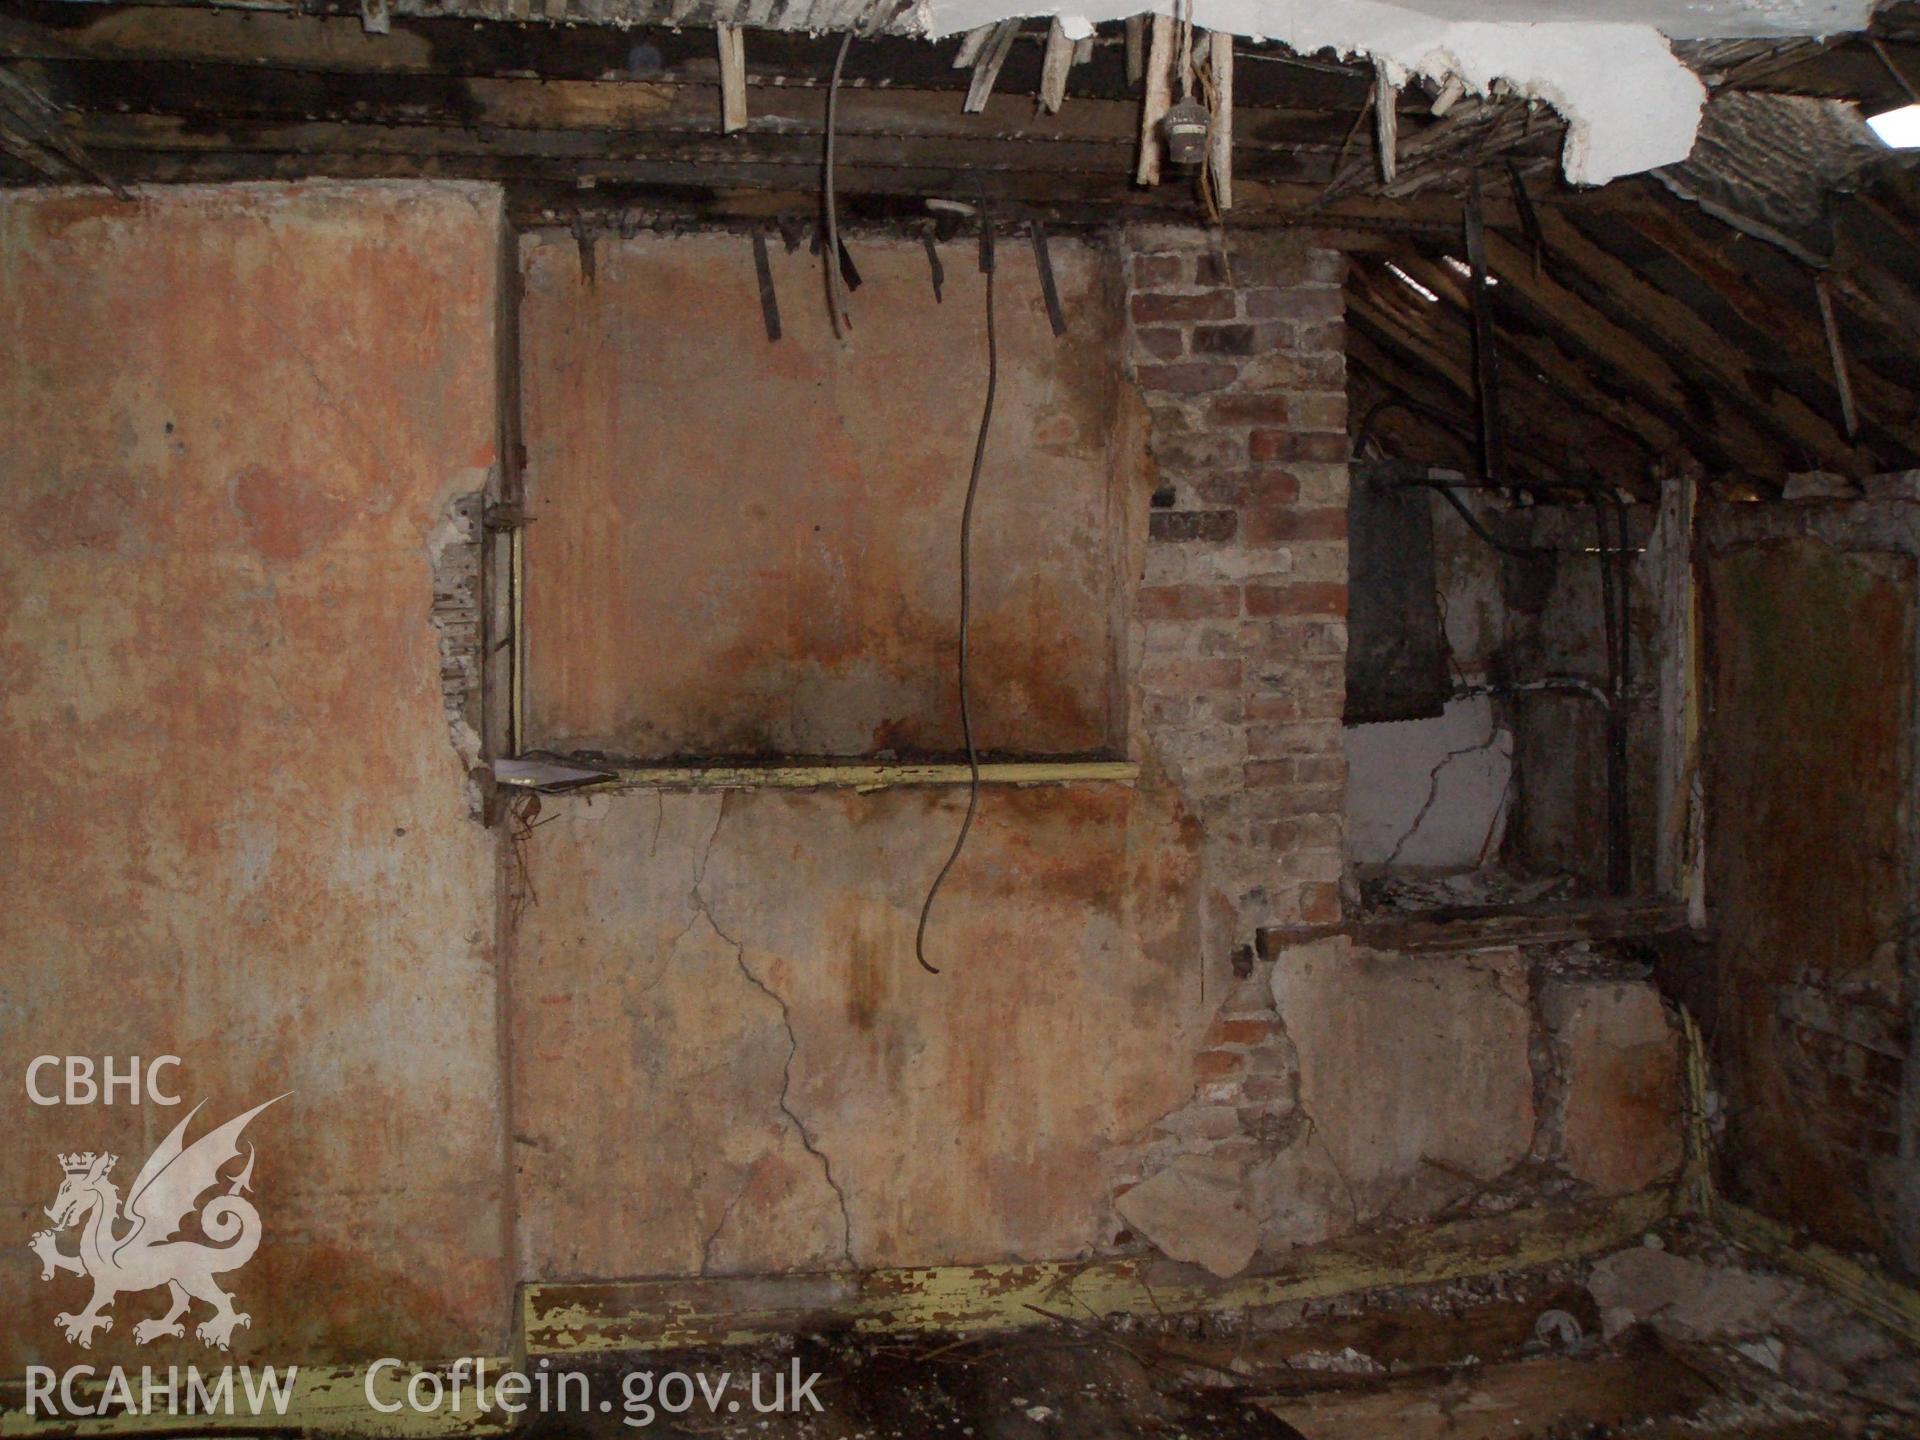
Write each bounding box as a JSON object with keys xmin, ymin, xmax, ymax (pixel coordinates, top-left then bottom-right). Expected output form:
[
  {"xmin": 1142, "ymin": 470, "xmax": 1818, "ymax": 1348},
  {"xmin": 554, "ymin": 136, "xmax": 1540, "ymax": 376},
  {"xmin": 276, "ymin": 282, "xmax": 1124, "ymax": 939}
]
[{"xmin": 1652, "ymin": 466, "xmax": 1703, "ymax": 926}]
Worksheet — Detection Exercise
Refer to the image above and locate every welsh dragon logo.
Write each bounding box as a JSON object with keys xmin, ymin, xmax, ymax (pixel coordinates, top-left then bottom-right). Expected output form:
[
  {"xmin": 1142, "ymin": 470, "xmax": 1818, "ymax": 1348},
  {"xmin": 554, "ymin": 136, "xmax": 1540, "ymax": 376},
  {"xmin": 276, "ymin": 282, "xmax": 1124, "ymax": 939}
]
[{"xmin": 28, "ymin": 1096, "xmax": 284, "ymax": 1350}]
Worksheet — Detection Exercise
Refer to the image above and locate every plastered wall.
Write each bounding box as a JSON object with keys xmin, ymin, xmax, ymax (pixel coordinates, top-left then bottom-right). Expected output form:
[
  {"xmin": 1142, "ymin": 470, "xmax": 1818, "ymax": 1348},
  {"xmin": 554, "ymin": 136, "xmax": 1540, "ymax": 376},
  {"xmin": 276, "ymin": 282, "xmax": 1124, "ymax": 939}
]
[{"xmin": 0, "ymin": 182, "xmax": 511, "ymax": 1365}]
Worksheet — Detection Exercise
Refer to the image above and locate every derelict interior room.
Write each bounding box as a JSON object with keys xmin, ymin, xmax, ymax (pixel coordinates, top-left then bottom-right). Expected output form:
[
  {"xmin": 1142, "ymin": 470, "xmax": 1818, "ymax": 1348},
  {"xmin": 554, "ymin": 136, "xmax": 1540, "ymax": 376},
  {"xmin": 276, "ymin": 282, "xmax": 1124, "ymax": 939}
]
[{"xmin": 4, "ymin": 0, "xmax": 1920, "ymax": 1435}]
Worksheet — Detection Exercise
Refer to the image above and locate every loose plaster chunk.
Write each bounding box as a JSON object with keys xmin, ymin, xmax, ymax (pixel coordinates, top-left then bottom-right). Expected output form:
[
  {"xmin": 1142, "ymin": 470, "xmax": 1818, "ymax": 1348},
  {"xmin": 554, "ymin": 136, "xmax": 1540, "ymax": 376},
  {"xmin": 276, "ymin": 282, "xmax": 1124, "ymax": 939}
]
[
  {"xmin": 1588, "ymin": 1247, "xmax": 1797, "ymax": 1343},
  {"xmin": 1542, "ymin": 978, "xmax": 1684, "ymax": 1194},
  {"xmin": 1270, "ymin": 939, "xmax": 1536, "ymax": 1226},
  {"xmin": 1116, "ymin": 1152, "xmax": 1261, "ymax": 1279}
]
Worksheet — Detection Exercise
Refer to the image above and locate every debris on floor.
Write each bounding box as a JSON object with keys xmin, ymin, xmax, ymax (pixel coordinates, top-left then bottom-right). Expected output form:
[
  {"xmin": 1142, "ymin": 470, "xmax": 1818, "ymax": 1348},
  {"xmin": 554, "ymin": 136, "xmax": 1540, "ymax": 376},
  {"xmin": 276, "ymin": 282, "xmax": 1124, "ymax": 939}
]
[{"xmin": 521, "ymin": 1240, "xmax": 1917, "ymax": 1438}]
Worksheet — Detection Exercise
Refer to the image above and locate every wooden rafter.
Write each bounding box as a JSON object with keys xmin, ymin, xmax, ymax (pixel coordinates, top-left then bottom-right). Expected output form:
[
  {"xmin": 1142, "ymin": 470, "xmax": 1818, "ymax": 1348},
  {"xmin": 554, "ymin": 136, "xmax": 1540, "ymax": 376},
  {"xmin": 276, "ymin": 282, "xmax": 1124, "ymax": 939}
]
[{"xmin": 1512, "ymin": 205, "xmax": 1875, "ymax": 476}]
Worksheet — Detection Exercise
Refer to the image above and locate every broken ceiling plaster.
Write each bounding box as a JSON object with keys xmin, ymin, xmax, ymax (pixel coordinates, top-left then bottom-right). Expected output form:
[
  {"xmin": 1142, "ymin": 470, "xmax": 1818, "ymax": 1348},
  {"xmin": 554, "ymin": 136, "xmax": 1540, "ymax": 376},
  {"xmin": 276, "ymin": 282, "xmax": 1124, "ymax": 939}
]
[{"xmin": 917, "ymin": 0, "xmax": 1873, "ymax": 185}]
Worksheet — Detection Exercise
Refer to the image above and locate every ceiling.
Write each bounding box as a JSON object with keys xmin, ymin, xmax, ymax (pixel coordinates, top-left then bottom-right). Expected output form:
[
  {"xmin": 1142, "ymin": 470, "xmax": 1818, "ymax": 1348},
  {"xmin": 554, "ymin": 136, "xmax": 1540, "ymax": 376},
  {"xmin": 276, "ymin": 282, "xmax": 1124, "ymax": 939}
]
[{"xmin": 1, "ymin": 0, "xmax": 1916, "ymax": 491}]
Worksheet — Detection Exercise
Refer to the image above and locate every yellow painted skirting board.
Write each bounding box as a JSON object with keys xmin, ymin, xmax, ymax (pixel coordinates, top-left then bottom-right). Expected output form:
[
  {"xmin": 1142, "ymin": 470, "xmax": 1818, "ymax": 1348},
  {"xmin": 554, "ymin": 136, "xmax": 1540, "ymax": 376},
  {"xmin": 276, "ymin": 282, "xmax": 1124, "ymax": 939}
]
[
  {"xmin": 522, "ymin": 1189, "xmax": 1677, "ymax": 1357},
  {"xmin": 0, "ymin": 1359, "xmax": 514, "ymax": 1439}
]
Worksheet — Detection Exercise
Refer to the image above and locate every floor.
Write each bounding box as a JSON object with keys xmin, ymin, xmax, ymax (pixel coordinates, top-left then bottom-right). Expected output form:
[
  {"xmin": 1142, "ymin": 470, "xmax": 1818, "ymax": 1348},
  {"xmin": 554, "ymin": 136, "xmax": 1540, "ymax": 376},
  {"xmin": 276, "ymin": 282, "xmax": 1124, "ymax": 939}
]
[{"xmin": 520, "ymin": 1242, "xmax": 1919, "ymax": 1438}]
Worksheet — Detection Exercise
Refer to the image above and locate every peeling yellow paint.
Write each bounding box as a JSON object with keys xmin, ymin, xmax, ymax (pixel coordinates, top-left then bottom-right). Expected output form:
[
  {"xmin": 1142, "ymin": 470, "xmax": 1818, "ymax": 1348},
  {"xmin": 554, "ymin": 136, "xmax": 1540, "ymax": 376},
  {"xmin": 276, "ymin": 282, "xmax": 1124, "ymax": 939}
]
[{"xmin": 522, "ymin": 1190, "xmax": 1676, "ymax": 1356}]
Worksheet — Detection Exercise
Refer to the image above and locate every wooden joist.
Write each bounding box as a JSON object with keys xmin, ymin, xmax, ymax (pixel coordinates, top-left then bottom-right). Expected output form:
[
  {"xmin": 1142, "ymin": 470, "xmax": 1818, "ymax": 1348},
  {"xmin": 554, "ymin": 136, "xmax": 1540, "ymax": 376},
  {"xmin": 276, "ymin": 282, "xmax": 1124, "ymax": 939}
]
[
  {"xmin": 1390, "ymin": 252, "xmax": 1690, "ymax": 466},
  {"xmin": 1347, "ymin": 269, "xmax": 1602, "ymax": 487}
]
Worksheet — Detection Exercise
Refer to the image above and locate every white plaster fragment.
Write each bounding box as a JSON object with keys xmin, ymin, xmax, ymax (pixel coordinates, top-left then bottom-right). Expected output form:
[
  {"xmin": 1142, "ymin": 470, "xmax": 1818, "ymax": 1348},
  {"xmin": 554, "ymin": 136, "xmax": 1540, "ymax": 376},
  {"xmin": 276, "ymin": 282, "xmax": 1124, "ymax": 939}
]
[{"xmin": 913, "ymin": 0, "xmax": 1803, "ymax": 185}]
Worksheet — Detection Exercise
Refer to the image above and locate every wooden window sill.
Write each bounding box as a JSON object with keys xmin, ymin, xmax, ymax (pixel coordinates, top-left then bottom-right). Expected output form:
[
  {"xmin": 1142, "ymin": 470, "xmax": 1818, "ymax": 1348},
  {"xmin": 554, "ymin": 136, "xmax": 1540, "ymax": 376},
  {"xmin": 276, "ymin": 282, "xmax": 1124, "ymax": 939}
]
[{"xmin": 1256, "ymin": 896, "xmax": 1694, "ymax": 959}]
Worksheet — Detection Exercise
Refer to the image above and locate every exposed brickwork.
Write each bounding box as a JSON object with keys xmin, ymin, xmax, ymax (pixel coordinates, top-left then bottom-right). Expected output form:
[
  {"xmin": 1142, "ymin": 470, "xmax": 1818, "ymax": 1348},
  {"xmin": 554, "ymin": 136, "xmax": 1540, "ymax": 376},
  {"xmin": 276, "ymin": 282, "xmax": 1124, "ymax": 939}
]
[
  {"xmin": 427, "ymin": 487, "xmax": 487, "ymax": 812},
  {"xmin": 1123, "ymin": 226, "xmax": 1350, "ymax": 934},
  {"xmin": 1105, "ymin": 228, "xmax": 1350, "ymax": 1239}
]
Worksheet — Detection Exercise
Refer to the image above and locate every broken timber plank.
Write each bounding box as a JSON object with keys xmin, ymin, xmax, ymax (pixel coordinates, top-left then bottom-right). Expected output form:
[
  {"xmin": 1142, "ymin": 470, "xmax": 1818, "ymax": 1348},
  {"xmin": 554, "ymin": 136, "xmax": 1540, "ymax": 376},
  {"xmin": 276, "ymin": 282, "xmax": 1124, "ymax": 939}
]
[
  {"xmin": 1038, "ymin": 18, "xmax": 1072, "ymax": 114},
  {"xmin": 1134, "ymin": 12, "xmax": 1174, "ymax": 185},
  {"xmin": 951, "ymin": 23, "xmax": 993, "ymax": 69},
  {"xmin": 715, "ymin": 22, "xmax": 747, "ymax": 134},
  {"xmin": 962, "ymin": 18, "xmax": 1019, "ymax": 114},
  {"xmin": 1257, "ymin": 897, "xmax": 1693, "ymax": 958},
  {"xmin": 1124, "ymin": 13, "xmax": 1147, "ymax": 85},
  {"xmin": 1208, "ymin": 28, "xmax": 1232, "ymax": 211},
  {"xmin": 522, "ymin": 1191, "xmax": 1674, "ymax": 1356}
]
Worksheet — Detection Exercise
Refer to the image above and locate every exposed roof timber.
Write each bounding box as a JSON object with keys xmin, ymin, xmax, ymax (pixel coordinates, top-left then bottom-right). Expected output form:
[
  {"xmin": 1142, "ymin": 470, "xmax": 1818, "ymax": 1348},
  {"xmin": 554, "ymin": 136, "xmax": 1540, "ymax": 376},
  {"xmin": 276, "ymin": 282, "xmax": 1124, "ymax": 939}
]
[
  {"xmin": 1568, "ymin": 198, "xmax": 1920, "ymax": 439},
  {"xmin": 916, "ymin": 3, "xmax": 1711, "ymax": 184},
  {"xmin": 8, "ymin": 0, "xmax": 1868, "ymax": 41},
  {"xmin": 1347, "ymin": 263, "xmax": 1649, "ymax": 488},
  {"xmin": 1512, "ymin": 203, "xmax": 1876, "ymax": 473},
  {"xmin": 20, "ymin": 0, "xmax": 1887, "ymax": 186},
  {"xmin": 1353, "ymin": 165, "xmax": 1920, "ymax": 496},
  {"xmin": 1388, "ymin": 251, "xmax": 1689, "ymax": 467}
]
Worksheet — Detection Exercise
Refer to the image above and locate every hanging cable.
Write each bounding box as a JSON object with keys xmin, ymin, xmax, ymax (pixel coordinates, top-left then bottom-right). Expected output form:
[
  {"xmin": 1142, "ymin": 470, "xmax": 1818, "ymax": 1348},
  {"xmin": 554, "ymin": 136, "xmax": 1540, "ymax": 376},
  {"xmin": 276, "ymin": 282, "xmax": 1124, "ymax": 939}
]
[
  {"xmin": 915, "ymin": 216, "xmax": 998, "ymax": 976},
  {"xmin": 822, "ymin": 32, "xmax": 853, "ymax": 338}
]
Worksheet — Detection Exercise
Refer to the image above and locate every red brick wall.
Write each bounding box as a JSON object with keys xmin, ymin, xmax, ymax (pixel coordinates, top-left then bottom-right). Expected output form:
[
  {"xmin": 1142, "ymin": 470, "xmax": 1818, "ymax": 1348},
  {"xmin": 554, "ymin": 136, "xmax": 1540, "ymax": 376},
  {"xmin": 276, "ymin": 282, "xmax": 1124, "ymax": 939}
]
[{"xmin": 1124, "ymin": 227, "xmax": 1351, "ymax": 933}]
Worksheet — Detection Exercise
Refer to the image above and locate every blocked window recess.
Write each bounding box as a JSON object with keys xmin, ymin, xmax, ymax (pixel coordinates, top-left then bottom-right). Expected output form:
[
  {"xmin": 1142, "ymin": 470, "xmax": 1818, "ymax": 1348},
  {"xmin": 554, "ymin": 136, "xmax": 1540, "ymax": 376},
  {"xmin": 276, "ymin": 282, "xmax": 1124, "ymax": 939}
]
[{"xmin": 508, "ymin": 229, "xmax": 1140, "ymax": 782}]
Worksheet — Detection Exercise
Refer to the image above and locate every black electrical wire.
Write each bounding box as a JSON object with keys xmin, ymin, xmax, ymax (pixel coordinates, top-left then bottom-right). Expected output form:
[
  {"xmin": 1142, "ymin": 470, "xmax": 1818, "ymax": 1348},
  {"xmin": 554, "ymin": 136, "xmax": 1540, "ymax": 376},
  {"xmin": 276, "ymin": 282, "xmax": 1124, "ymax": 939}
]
[
  {"xmin": 1589, "ymin": 488, "xmax": 1630, "ymax": 895},
  {"xmin": 823, "ymin": 32, "xmax": 853, "ymax": 338},
  {"xmin": 915, "ymin": 239, "xmax": 997, "ymax": 976}
]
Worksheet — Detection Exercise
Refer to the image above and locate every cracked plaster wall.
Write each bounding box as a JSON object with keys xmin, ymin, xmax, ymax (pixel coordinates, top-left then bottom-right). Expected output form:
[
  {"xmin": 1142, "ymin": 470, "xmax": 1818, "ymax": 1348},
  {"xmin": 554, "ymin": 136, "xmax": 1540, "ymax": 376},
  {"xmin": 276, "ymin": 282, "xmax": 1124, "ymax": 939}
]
[
  {"xmin": 511, "ymin": 223, "xmax": 1687, "ymax": 1287},
  {"xmin": 508, "ymin": 228, "xmax": 1226, "ymax": 1278}
]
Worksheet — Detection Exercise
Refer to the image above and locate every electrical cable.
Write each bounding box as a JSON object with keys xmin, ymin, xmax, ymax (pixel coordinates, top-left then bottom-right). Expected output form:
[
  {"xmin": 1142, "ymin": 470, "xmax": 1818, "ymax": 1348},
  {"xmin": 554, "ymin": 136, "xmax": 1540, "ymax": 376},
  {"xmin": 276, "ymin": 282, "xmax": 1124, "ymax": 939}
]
[
  {"xmin": 914, "ymin": 230, "xmax": 997, "ymax": 976},
  {"xmin": 823, "ymin": 32, "xmax": 853, "ymax": 338}
]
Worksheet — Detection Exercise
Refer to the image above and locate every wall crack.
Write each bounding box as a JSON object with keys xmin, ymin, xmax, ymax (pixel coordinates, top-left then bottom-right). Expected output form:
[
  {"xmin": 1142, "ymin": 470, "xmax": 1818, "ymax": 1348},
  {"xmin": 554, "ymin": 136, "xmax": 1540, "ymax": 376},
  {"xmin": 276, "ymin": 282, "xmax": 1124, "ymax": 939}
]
[{"xmin": 687, "ymin": 794, "xmax": 858, "ymax": 1271}]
